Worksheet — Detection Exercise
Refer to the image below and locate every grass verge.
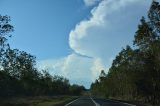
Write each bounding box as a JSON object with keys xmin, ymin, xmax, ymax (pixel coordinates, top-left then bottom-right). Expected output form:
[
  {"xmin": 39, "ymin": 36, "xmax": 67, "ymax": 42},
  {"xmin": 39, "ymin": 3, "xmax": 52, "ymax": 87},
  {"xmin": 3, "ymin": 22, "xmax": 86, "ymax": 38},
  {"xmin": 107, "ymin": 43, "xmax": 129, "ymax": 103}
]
[{"xmin": 0, "ymin": 96, "xmax": 78, "ymax": 106}]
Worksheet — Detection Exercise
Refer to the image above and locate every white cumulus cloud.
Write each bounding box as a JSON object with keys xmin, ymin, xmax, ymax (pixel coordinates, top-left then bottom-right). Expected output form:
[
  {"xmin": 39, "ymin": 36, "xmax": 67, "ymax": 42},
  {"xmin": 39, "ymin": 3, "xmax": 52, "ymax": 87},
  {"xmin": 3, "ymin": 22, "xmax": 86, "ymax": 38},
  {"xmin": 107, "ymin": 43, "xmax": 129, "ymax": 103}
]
[
  {"xmin": 38, "ymin": 53, "xmax": 106, "ymax": 88},
  {"xmin": 69, "ymin": 0, "xmax": 150, "ymax": 58},
  {"xmin": 38, "ymin": 0, "xmax": 151, "ymax": 88},
  {"xmin": 90, "ymin": 58, "xmax": 106, "ymax": 81}
]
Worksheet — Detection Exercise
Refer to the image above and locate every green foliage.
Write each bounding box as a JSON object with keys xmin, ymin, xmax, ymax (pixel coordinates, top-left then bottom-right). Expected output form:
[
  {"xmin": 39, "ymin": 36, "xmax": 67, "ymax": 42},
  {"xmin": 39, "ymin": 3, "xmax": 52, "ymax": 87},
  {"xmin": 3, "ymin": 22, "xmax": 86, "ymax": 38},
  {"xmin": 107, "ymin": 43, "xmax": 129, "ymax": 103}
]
[
  {"xmin": 90, "ymin": 1, "xmax": 160, "ymax": 106},
  {"xmin": 69, "ymin": 84, "xmax": 85, "ymax": 95},
  {"xmin": 0, "ymin": 15, "xmax": 13, "ymax": 70},
  {"xmin": 0, "ymin": 15, "xmax": 85, "ymax": 97}
]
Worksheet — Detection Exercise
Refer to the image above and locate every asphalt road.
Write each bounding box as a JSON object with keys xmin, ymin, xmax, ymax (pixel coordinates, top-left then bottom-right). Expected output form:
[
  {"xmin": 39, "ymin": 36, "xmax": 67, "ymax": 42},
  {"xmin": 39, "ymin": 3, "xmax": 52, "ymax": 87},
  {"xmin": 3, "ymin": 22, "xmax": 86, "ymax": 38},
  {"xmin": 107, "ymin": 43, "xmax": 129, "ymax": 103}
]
[{"xmin": 65, "ymin": 96, "xmax": 135, "ymax": 106}]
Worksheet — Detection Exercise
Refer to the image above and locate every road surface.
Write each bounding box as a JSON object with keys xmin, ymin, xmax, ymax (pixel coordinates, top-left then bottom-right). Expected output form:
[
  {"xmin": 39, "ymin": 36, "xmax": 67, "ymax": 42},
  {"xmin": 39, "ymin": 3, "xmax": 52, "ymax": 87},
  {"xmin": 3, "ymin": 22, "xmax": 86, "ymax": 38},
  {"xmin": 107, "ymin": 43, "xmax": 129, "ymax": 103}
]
[{"xmin": 65, "ymin": 96, "xmax": 135, "ymax": 106}]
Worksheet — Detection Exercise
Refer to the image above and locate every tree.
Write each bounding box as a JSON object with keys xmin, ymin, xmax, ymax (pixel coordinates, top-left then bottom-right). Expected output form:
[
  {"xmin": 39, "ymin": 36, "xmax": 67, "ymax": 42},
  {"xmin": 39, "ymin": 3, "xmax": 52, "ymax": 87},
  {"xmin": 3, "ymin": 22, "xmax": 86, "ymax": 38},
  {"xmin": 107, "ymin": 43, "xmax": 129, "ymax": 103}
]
[
  {"xmin": 0, "ymin": 15, "xmax": 13, "ymax": 69},
  {"xmin": 90, "ymin": 1, "xmax": 160, "ymax": 105},
  {"xmin": 133, "ymin": 1, "xmax": 160, "ymax": 105}
]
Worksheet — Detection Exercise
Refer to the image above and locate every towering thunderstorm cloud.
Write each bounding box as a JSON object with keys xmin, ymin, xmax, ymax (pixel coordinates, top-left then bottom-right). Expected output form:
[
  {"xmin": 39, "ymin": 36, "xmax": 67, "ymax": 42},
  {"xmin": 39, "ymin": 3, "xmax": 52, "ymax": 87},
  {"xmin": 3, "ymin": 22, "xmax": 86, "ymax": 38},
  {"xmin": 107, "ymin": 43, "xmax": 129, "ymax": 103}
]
[{"xmin": 38, "ymin": 0, "xmax": 150, "ymax": 88}]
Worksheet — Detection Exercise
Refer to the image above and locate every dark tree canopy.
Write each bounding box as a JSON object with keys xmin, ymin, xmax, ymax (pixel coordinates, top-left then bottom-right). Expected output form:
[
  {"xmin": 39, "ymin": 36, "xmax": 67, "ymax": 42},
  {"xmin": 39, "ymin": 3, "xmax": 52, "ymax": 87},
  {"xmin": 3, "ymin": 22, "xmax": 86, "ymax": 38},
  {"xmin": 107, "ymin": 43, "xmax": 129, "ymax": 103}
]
[
  {"xmin": 0, "ymin": 15, "xmax": 85, "ymax": 97},
  {"xmin": 90, "ymin": 1, "xmax": 160, "ymax": 106}
]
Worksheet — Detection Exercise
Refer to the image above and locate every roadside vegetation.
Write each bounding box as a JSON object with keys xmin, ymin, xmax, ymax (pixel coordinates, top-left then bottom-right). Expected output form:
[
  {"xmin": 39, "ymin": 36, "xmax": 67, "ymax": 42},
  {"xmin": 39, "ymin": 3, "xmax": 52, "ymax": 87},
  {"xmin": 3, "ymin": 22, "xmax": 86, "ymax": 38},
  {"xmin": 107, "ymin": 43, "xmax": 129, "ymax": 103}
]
[
  {"xmin": 90, "ymin": 1, "xmax": 160, "ymax": 106},
  {"xmin": 0, "ymin": 11, "xmax": 85, "ymax": 106},
  {"xmin": 0, "ymin": 96, "xmax": 77, "ymax": 106}
]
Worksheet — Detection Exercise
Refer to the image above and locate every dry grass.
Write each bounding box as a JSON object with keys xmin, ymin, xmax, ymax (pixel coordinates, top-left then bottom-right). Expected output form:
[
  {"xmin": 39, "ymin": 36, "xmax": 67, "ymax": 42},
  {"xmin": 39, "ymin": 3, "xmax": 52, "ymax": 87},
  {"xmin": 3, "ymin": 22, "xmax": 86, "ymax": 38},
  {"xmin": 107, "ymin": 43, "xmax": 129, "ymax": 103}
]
[{"xmin": 0, "ymin": 96, "xmax": 77, "ymax": 106}]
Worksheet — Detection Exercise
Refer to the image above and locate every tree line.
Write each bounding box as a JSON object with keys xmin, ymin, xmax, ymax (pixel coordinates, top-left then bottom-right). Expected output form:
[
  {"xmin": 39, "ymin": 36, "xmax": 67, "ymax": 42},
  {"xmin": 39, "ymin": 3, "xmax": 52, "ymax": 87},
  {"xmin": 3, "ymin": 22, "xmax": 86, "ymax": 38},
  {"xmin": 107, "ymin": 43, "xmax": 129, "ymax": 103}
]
[
  {"xmin": 0, "ymin": 15, "xmax": 85, "ymax": 97},
  {"xmin": 90, "ymin": 1, "xmax": 160, "ymax": 106}
]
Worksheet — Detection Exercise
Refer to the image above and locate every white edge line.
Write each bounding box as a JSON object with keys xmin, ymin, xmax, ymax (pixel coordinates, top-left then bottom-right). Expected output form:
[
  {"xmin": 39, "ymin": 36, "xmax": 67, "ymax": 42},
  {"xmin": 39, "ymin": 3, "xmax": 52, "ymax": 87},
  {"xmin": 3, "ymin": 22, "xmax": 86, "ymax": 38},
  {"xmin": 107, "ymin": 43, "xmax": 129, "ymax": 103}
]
[
  {"xmin": 106, "ymin": 99, "xmax": 136, "ymax": 106},
  {"xmin": 65, "ymin": 98, "xmax": 79, "ymax": 106},
  {"xmin": 90, "ymin": 97, "xmax": 100, "ymax": 106}
]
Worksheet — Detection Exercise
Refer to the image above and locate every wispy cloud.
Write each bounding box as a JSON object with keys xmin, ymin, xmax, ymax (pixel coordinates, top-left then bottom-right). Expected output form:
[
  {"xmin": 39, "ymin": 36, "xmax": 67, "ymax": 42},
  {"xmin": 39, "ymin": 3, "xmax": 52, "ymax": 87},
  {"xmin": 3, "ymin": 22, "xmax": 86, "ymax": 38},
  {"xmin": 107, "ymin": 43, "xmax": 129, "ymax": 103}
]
[{"xmin": 83, "ymin": 0, "xmax": 101, "ymax": 7}]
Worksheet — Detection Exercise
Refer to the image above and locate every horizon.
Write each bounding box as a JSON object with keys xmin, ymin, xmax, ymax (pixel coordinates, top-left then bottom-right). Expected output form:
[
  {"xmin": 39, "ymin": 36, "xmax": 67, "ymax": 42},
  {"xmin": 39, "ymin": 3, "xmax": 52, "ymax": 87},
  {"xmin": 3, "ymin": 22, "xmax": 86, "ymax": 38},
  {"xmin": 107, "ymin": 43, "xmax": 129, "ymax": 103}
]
[{"xmin": 0, "ymin": 0, "xmax": 157, "ymax": 88}]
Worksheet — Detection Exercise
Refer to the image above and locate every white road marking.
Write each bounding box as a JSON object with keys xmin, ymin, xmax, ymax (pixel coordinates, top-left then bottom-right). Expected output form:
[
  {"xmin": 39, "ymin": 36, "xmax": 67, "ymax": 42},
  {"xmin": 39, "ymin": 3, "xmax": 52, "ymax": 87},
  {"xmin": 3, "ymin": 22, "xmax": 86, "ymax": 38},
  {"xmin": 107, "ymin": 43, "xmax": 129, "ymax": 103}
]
[
  {"xmin": 65, "ymin": 98, "xmax": 79, "ymax": 106},
  {"xmin": 90, "ymin": 97, "xmax": 100, "ymax": 106},
  {"xmin": 106, "ymin": 99, "xmax": 136, "ymax": 106}
]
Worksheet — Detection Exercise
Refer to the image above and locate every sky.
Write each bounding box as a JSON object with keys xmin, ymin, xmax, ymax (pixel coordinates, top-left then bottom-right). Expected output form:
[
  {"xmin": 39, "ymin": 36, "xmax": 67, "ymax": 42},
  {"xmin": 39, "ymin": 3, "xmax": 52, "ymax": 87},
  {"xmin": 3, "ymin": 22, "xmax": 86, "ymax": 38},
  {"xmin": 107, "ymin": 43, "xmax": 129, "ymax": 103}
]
[{"xmin": 0, "ymin": 0, "xmax": 156, "ymax": 88}]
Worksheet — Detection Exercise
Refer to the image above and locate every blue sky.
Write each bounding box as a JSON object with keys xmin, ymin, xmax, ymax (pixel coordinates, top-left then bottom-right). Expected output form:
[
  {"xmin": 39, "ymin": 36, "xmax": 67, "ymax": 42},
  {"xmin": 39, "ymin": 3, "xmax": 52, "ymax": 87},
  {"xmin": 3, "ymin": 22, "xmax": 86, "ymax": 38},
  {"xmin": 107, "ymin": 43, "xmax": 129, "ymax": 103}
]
[
  {"xmin": 0, "ymin": 0, "xmax": 90, "ymax": 59},
  {"xmin": 0, "ymin": 0, "xmax": 156, "ymax": 88}
]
